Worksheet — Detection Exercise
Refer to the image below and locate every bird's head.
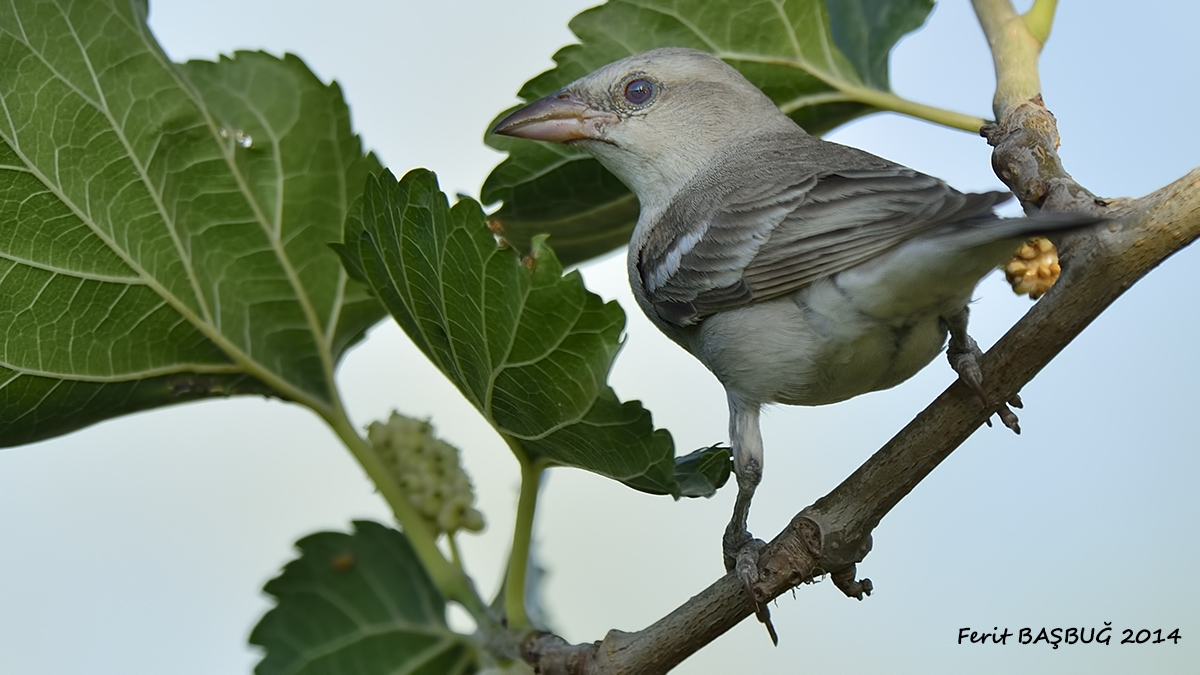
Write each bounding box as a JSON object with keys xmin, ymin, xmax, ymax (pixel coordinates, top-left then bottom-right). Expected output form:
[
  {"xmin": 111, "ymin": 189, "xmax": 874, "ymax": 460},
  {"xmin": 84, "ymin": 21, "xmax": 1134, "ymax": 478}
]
[{"xmin": 492, "ymin": 48, "xmax": 791, "ymax": 206}]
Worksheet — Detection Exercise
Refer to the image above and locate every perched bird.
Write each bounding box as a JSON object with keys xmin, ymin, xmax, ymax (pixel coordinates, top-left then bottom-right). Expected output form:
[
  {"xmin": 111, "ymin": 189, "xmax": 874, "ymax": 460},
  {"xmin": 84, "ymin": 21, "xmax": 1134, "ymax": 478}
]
[{"xmin": 493, "ymin": 48, "xmax": 1096, "ymax": 604}]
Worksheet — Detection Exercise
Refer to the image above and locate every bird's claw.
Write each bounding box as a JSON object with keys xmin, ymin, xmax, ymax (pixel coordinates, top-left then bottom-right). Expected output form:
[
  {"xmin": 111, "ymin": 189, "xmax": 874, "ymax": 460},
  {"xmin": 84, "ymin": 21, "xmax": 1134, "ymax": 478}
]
[
  {"xmin": 732, "ymin": 538, "xmax": 777, "ymax": 645},
  {"xmin": 831, "ymin": 565, "xmax": 874, "ymax": 601},
  {"xmin": 946, "ymin": 331, "xmax": 988, "ymax": 404},
  {"xmin": 945, "ymin": 313, "xmax": 1022, "ymax": 434},
  {"xmin": 995, "ymin": 401, "xmax": 1022, "ymax": 433},
  {"xmin": 722, "ymin": 526, "xmax": 777, "ymax": 643}
]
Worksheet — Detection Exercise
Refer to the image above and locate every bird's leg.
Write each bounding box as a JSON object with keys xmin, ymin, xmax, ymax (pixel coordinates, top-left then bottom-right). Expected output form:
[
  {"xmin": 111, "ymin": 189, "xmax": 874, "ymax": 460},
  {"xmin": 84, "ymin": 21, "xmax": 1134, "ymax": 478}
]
[
  {"xmin": 723, "ymin": 393, "xmax": 778, "ymax": 643},
  {"xmin": 723, "ymin": 460, "xmax": 763, "ymax": 568},
  {"xmin": 942, "ymin": 307, "xmax": 1022, "ymax": 433},
  {"xmin": 723, "ymin": 393, "xmax": 764, "ymax": 570}
]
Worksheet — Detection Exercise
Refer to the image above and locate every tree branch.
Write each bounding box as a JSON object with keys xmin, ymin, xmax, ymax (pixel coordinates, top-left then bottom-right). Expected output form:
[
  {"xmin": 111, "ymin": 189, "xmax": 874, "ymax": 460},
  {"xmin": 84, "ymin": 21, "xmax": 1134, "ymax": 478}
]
[
  {"xmin": 973, "ymin": 0, "xmax": 1046, "ymax": 118},
  {"xmin": 520, "ymin": 3, "xmax": 1200, "ymax": 672}
]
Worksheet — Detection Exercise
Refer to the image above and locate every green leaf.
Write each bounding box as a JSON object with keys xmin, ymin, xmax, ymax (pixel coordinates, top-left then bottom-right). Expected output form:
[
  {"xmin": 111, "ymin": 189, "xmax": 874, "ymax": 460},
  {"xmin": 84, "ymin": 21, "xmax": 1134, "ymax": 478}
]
[
  {"xmin": 0, "ymin": 1, "xmax": 383, "ymax": 445},
  {"xmin": 251, "ymin": 520, "xmax": 478, "ymax": 675},
  {"xmin": 338, "ymin": 169, "xmax": 685, "ymax": 497},
  {"xmin": 480, "ymin": 0, "xmax": 936, "ymax": 266},
  {"xmin": 827, "ymin": 0, "xmax": 934, "ymax": 90},
  {"xmin": 672, "ymin": 445, "xmax": 733, "ymax": 499}
]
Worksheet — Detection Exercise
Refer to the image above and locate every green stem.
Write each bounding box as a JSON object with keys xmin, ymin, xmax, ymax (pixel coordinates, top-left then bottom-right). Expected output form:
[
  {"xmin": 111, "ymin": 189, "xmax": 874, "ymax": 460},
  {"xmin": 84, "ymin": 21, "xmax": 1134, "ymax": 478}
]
[
  {"xmin": 721, "ymin": 52, "xmax": 988, "ymax": 133},
  {"xmin": 447, "ymin": 533, "xmax": 464, "ymax": 569},
  {"xmin": 1022, "ymin": 0, "xmax": 1058, "ymax": 44},
  {"xmin": 839, "ymin": 85, "xmax": 987, "ymax": 132},
  {"xmin": 505, "ymin": 457, "xmax": 543, "ymax": 632}
]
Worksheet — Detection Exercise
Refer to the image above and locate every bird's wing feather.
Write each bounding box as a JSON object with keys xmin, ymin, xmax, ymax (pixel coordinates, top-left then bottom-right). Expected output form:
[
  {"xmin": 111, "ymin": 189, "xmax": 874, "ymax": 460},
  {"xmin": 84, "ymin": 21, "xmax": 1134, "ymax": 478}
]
[{"xmin": 637, "ymin": 152, "xmax": 1010, "ymax": 327}]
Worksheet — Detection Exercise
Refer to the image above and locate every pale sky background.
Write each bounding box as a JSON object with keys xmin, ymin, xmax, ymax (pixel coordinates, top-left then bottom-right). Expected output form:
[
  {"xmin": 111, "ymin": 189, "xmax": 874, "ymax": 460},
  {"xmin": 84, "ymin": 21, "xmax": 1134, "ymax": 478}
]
[{"xmin": 1, "ymin": 1, "xmax": 1197, "ymax": 673}]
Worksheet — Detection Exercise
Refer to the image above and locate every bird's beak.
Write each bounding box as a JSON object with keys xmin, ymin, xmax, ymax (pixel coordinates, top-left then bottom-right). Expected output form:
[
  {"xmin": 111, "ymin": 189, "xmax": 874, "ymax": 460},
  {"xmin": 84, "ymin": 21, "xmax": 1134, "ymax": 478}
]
[{"xmin": 491, "ymin": 91, "xmax": 616, "ymax": 143}]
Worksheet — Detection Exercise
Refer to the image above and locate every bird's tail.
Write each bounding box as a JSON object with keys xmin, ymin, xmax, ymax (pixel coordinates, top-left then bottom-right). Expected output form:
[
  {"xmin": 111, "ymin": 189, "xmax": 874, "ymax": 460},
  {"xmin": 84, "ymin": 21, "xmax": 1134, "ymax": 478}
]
[
  {"xmin": 832, "ymin": 210, "xmax": 1105, "ymax": 318},
  {"xmin": 933, "ymin": 210, "xmax": 1105, "ymax": 251}
]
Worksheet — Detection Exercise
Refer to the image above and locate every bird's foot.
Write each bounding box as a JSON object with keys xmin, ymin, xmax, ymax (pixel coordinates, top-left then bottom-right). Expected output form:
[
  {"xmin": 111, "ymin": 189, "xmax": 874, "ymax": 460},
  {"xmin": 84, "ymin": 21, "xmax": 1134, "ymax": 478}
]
[
  {"xmin": 723, "ymin": 525, "xmax": 778, "ymax": 644},
  {"xmin": 831, "ymin": 564, "xmax": 874, "ymax": 601},
  {"xmin": 945, "ymin": 313, "xmax": 1022, "ymax": 434}
]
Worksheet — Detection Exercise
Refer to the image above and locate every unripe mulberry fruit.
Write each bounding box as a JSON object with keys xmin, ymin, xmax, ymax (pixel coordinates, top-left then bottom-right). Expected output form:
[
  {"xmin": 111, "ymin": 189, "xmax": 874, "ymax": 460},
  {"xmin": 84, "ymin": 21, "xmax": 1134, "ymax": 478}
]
[{"xmin": 367, "ymin": 413, "xmax": 485, "ymax": 536}]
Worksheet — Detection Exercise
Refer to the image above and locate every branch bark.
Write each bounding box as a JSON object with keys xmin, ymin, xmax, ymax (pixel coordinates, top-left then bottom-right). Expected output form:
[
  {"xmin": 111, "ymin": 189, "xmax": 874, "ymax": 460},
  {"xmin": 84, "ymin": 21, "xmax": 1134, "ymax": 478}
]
[{"xmin": 522, "ymin": 2, "xmax": 1200, "ymax": 672}]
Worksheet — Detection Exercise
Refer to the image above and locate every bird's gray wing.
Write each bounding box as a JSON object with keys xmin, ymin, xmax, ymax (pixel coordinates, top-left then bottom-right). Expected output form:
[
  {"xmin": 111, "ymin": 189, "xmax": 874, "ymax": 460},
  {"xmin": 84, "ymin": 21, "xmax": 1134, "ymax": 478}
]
[{"xmin": 636, "ymin": 164, "xmax": 1011, "ymax": 327}]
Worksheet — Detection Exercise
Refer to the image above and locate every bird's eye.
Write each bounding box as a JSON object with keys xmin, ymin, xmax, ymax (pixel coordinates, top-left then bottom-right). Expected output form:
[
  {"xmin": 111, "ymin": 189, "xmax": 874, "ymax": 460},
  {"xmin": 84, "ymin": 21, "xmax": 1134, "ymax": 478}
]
[{"xmin": 623, "ymin": 78, "xmax": 655, "ymax": 106}]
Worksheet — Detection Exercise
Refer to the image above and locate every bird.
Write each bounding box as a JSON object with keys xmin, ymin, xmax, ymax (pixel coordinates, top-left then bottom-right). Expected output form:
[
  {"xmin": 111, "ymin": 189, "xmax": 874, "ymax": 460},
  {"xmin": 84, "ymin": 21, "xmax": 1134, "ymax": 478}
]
[{"xmin": 492, "ymin": 47, "xmax": 1099, "ymax": 621}]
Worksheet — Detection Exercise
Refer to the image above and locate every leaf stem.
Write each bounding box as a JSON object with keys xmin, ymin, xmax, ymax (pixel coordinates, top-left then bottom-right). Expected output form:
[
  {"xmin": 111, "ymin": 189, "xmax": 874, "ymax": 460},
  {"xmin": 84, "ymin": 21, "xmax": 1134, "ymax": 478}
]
[
  {"xmin": 505, "ymin": 456, "xmax": 544, "ymax": 632},
  {"xmin": 838, "ymin": 84, "xmax": 987, "ymax": 132},
  {"xmin": 719, "ymin": 52, "xmax": 988, "ymax": 133}
]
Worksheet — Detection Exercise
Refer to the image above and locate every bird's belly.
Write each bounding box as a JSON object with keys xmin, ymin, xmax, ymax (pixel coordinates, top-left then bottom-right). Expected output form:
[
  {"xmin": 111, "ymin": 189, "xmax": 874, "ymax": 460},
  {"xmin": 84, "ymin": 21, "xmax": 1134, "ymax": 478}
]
[{"xmin": 687, "ymin": 281, "xmax": 952, "ymax": 407}]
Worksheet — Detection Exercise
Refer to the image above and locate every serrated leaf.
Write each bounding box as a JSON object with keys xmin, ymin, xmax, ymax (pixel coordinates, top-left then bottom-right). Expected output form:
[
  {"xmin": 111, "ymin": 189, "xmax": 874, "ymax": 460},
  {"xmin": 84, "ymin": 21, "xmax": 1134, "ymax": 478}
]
[
  {"xmin": 480, "ymin": 0, "xmax": 935, "ymax": 266},
  {"xmin": 0, "ymin": 2, "xmax": 384, "ymax": 444},
  {"xmin": 338, "ymin": 168, "xmax": 686, "ymax": 497},
  {"xmin": 251, "ymin": 520, "xmax": 478, "ymax": 675}
]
